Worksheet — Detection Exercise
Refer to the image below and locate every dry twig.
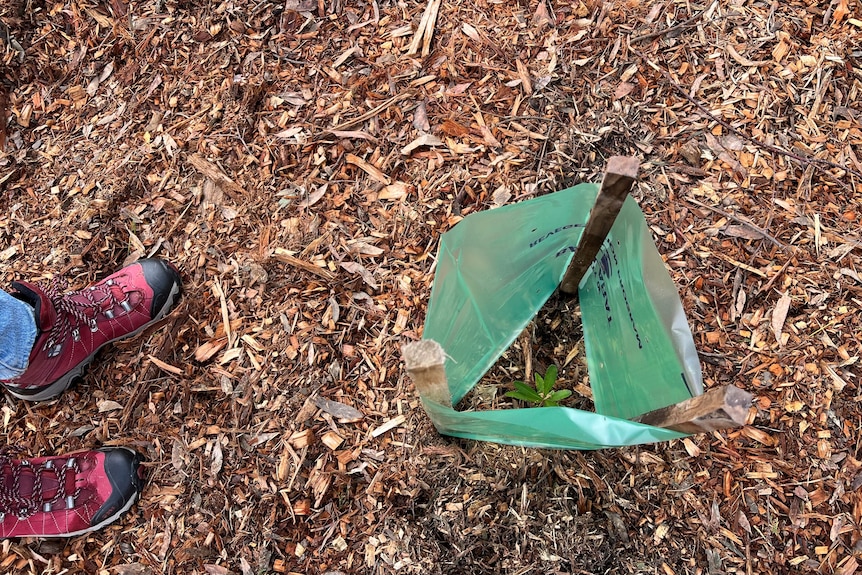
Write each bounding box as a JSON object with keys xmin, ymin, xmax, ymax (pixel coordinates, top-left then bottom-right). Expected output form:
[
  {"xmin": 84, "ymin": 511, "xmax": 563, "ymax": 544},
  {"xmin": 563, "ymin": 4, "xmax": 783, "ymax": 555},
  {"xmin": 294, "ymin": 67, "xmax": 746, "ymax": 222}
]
[{"xmin": 630, "ymin": 1, "xmax": 718, "ymax": 43}]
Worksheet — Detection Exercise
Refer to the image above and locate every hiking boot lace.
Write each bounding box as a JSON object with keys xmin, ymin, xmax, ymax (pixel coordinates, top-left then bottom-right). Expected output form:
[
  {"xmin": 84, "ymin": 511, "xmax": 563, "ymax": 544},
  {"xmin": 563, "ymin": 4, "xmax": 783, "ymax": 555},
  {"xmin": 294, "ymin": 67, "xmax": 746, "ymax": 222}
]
[
  {"xmin": 41, "ymin": 277, "xmax": 129, "ymax": 349},
  {"xmin": 0, "ymin": 446, "xmax": 82, "ymax": 518}
]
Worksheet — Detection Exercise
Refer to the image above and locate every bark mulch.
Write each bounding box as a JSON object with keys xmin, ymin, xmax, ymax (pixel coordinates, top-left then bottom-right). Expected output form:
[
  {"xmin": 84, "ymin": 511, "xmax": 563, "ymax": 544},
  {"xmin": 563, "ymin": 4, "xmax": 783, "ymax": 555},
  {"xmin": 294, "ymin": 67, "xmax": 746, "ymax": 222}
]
[{"xmin": 1, "ymin": 0, "xmax": 861, "ymax": 573}]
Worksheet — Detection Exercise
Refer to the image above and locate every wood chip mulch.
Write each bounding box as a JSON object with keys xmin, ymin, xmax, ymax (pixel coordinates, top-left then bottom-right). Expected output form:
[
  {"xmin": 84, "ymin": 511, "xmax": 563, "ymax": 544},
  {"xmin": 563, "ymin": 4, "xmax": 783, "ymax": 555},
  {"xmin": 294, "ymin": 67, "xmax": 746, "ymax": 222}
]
[{"xmin": 1, "ymin": 0, "xmax": 861, "ymax": 573}]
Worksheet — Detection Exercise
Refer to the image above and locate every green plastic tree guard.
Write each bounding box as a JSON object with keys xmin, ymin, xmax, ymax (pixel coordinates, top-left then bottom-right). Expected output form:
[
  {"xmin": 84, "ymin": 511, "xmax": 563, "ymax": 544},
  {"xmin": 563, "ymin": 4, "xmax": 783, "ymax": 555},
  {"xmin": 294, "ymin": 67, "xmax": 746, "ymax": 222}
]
[{"xmin": 412, "ymin": 182, "xmax": 704, "ymax": 449}]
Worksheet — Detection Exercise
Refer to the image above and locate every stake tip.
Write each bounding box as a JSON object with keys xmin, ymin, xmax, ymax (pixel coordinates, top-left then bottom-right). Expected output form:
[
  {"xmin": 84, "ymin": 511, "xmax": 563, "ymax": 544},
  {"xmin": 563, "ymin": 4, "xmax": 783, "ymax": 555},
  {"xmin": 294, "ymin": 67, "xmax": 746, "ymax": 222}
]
[{"xmin": 605, "ymin": 156, "xmax": 640, "ymax": 179}]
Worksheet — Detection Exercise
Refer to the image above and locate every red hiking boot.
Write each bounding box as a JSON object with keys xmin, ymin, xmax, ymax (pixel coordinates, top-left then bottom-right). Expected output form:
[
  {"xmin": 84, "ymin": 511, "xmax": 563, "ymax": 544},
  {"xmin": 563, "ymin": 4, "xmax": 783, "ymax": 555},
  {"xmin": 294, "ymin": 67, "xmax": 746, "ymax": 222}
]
[
  {"xmin": 1, "ymin": 258, "xmax": 182, "ymax": 401},
  {"xmin": 0, "ymin": 446, "xmax": 145, "ymax": 538}
]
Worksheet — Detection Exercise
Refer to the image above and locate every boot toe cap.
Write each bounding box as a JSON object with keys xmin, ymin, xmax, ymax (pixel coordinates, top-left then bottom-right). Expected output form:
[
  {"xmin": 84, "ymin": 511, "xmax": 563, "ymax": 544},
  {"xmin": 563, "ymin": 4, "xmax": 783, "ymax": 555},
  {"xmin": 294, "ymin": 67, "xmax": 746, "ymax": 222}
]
[
  {"xmin": 137, "ymin": 258, "xmax": 182, "ymax": 317},
  {"xmin": 90, "ymin": 447, "xmax": 145, "ymax": 526}
]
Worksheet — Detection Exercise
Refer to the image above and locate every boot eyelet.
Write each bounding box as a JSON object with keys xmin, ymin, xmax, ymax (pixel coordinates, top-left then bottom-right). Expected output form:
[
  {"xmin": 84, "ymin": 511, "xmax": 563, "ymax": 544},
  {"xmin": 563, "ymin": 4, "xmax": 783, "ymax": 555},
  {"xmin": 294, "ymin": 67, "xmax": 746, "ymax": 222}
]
[
  {"xmin": 66, "ymin": 495, "xmax": 75, "ymax": 509},
  {"xmin": 105, "ymin": 309, "xmax": 115, "ymax": 319},
  {"xmin": 121, "ymin": 300, "xmax": 133, "ymax": 312},
  {"xmin": 42, "ymin": 502, "xmax": 52, "ymax": 512},
  {"xmin": 90, "ymin": 320, "xmax": 99, "ymax": 332},
  {"xmin": 72, "ymin": 328, "xmax": 80, "ymax": 342}
]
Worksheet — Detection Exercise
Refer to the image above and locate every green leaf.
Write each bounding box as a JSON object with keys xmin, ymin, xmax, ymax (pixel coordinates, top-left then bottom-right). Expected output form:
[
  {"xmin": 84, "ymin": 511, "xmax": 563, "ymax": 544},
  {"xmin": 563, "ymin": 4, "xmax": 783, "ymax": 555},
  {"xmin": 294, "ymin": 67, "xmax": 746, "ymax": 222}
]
[
  {"xmin": 505, "ymin": 389, "xmax": 543, "ymax": 404},
  {"xmin": 547, "ymin": 389, "xmax": 572, "ymax": 404},
  {"xmin": 534, "ymin": 372, "xmax": 547, "ymax": 395},
  {"xmin": 536, "ymin": 366, "xmax": 558, "ymax": 395},
  {"xmin": 506, "ymin": 381, "xmax": 542, "ymax": 404},
  {"xmin": 543, "ymin": 389, "xmax": 571, "ymax": 407},
  {"xmin": 544, "ymin": 365, "xmax": 558, "ymax": 388},
  {"xmin": 512, "ymin": 380, "xmax": 536, "ymax": 395}
]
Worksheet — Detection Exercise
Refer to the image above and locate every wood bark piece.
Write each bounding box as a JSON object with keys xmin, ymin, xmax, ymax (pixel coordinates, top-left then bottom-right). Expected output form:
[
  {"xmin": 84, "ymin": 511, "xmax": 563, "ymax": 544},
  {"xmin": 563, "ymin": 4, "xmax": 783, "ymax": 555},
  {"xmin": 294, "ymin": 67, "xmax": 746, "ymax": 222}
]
[
  {"xmin": 0, "ymin": 83, "xmax": 7, "ymax": 149},
  {"xmin": 346, "ymin": 153, "xmax": 391, "ymax": 185},
  {"xmin": 323, "ymin": 90, "xmax": 414, "ymax": 133},
  {"xmin": 272, "ymin": 247, "xmax": 335, "ymax": 281},
  {"xmin": 321, "ymin": 431, "xmax": 345, "ymax": 450},
  {"xmin": 406, "ymin": 0, "xmax": 442, "ymax": 57},
  {"xmin": 312, "ymin": 397, "xmax": 364, "ymax": 423},
  {"xmin": 402, "ymin": 339, "xmax": 452, "ymax": 407},
  {"xmin": 631, "ymin": 385, "xmax": 753, "ymax": 434},
  {"xmin": 560, "ymin": 156, "xmax": 640, "ymax": 295},
  {"xmin": 187, "ymin": 153, "xmax": 247, "ymax": 200},
  {"xmin": 370, "ymin": 414, "xmax": 407, "ymax": 437}
]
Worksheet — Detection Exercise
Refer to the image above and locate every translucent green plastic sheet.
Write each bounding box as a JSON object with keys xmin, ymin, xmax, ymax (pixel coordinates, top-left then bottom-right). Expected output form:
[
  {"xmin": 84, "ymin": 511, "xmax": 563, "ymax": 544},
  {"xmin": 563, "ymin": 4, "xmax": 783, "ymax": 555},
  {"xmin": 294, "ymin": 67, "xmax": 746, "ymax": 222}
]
[{"xmin": 420, "ymin": 183, "xmax": 704, "ymax": 449}]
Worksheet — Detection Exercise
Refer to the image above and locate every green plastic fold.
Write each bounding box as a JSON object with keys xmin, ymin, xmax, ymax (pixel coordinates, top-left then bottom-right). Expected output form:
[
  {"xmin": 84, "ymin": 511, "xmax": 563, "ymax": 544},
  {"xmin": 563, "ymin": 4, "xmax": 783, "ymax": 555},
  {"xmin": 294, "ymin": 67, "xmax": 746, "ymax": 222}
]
[{"xmin": 420, "ymin": 183, "xmax": 703, "ymax": 449}]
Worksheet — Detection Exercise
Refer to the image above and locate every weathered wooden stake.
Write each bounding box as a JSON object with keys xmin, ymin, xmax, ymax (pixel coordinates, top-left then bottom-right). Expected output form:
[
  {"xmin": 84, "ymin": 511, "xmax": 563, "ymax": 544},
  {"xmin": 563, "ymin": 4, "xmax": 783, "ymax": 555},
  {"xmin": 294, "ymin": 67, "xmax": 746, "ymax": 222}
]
[
  {"xmin": 631, "ymin": 385, "xmax": 753, "ymax": 434},
  {"xmin": 559, "ymin": 156, "xmax": 640, "ymax": 295},
  {"xmin": 402, "ymin": 339, "xmax": 452, "ymax": 407}
]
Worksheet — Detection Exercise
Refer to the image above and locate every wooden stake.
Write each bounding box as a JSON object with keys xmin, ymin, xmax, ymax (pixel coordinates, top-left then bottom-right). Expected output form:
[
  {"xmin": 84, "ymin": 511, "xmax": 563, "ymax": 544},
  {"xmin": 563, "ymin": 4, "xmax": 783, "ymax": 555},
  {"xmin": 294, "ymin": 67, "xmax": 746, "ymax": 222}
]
[
  {"xmin": 559, "ymin": 156, "xmax": 640, "ymax": 295},
  {"xmin": 402, "ymin": 339, "xmax": 452, "ymax": 407},
  {"xmin": 631, "ymin": 385, "xmax": 753, "ymax": 434}
]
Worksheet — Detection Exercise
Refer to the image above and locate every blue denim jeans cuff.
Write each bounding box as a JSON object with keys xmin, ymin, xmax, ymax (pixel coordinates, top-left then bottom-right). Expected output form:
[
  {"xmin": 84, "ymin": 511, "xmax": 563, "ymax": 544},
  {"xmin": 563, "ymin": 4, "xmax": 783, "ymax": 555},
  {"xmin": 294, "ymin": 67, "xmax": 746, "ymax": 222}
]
[{"xmin": 0, "ymin": 289, "xmax": 38, "ymax": 380}]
